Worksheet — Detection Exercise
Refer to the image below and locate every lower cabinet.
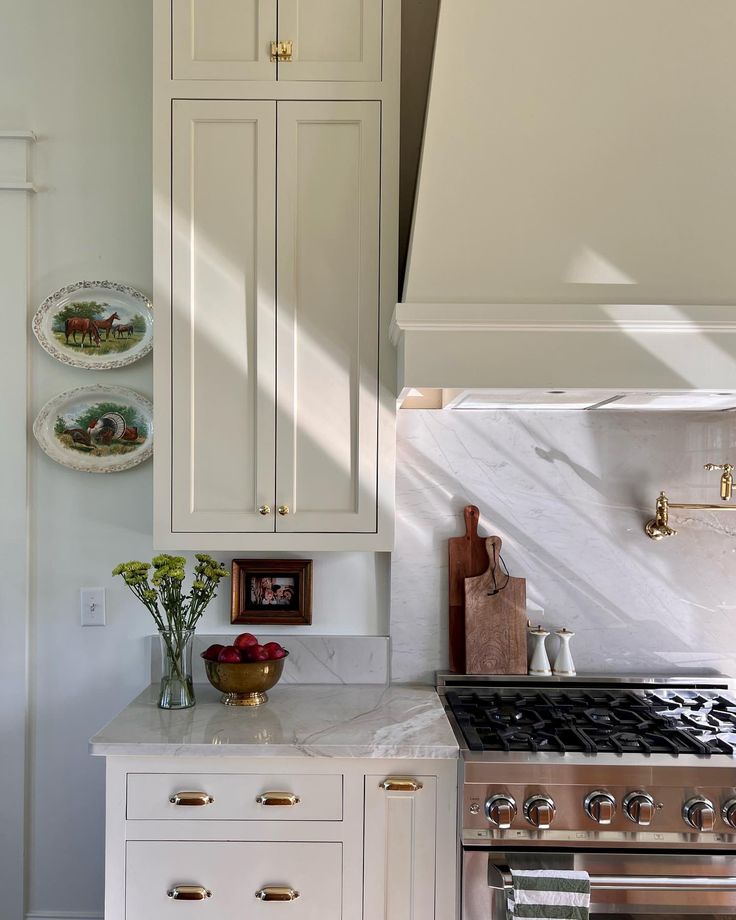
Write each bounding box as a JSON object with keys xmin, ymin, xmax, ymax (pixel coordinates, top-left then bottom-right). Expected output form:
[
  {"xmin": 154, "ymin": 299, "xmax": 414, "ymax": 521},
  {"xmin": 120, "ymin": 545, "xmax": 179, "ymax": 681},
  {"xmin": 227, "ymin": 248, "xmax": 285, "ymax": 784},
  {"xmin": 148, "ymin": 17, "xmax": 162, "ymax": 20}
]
[
  {"xmin": 126, "ymin": 840, "xmax": 342, "ymax": 919},
  {"xmin": 364, "ymin": 776, "xmax": 437, "ymax": 920},
  {"xmin": 104, "ymin": 757, "xmax": 457, "ymax": 920}
]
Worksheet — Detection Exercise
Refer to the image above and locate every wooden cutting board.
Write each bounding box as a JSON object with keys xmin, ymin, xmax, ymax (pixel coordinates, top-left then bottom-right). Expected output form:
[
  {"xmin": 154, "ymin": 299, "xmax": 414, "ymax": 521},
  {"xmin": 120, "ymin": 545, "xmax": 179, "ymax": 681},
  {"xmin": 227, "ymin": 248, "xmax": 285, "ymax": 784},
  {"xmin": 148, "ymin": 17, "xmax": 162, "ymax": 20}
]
[
  {"xmin": 464, "ymin": 537, "xmax": 528, "ymax": 675},
  {"xmin": 448, "ymin": 505, "xmax": 490, "ymax": 672}
]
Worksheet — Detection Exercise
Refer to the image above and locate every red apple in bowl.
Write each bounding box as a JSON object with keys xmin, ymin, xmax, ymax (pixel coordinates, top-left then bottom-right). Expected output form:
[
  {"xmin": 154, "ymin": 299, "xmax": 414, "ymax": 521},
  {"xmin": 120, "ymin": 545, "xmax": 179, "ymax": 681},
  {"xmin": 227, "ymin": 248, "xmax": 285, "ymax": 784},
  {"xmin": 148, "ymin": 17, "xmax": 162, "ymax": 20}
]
[
  {"xmin": 262, "ymin": 642, "xmax": 283, "ymax": 659},
  {"xmin": 270, "ymin": 647, "xmax": 287, "ymax": 660},
  {"xmin": 202, "ymin": 643, "xmax": 225, "ymax": 661},
  {"xmin": 246, "ymin": 644, "xmax": 270, "ymax": 662},
  {"xmin": 234, "ymin": 632, "xmax": 258, "ymax": 650},
  {"xmin": 217, "ymin": 645, "xmax": 242, "ymax": 663}
]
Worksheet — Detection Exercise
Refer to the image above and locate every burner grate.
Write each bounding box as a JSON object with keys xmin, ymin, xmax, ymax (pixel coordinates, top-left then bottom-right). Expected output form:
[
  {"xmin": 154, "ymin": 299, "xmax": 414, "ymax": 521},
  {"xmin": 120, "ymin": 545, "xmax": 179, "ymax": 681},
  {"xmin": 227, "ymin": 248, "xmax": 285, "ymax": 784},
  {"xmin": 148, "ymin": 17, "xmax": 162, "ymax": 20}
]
[{"xmin": 445, "ymin": 687, "xmax": 736, "ymax": 756}]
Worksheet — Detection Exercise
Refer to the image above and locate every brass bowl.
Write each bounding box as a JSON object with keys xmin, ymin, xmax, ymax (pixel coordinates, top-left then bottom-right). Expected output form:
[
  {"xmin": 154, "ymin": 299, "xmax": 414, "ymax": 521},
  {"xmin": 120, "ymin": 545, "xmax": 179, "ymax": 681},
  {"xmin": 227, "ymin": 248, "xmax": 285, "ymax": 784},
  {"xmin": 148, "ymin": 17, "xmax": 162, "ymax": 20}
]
[{"xmin": 203, "ymin": 652, "xmax": 288, "ymax": 706}]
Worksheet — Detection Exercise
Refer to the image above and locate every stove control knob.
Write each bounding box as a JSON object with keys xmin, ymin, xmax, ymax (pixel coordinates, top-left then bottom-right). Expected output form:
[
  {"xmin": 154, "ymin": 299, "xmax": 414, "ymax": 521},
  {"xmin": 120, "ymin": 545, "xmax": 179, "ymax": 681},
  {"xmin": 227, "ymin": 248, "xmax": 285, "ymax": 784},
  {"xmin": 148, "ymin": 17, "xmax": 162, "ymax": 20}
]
[
  {"xmin": 722, "ymin": 798, "xmax": 736, "ymax": 829},
  {"xmin": 683, "ymin": 797, "xmax": 716, "ymax": 832},
  {"xmin": 485, "ymin": 794, "xmax": 517, "ymax": 829},
  {"xmin": 524, "ymin": 795, "xmax": 556, "ymax": 829},
  {"xmin": 584, "ymin": 791, "xmax": 616, "ymax": 825},
  {"xmin": 623, "ymin": 791, "xmax": 655, "ymax": 826}
]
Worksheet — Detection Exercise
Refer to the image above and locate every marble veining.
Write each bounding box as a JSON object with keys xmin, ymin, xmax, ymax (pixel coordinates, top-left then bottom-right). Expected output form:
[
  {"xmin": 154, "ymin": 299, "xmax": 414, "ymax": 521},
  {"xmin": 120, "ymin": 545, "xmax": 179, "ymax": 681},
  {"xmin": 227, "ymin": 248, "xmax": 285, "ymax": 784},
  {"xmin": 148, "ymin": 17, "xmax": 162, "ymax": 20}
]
[
  {"xmin": 151, "ymin": 635, "xmax": 389, "ymax": 685},
  {"xmin": 392, "ymin": 409, "xmax": 736, "ymax": 682},
  {"xmin": 89, "ymin": 683, "xmax": 458, "ymax": 759}
]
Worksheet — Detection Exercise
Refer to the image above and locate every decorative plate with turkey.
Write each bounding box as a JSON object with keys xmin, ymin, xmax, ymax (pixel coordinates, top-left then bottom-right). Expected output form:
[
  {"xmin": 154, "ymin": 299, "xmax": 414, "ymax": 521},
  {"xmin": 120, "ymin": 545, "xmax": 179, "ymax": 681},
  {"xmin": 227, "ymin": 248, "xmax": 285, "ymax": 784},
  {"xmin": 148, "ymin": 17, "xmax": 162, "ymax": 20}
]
[
  {"xmin": 33, "ymin": 386, "xmax": 153, "ymax": 473},
  {"xmin": 32, "ymin": 280, "xmax": 153, "ymax": 369}
]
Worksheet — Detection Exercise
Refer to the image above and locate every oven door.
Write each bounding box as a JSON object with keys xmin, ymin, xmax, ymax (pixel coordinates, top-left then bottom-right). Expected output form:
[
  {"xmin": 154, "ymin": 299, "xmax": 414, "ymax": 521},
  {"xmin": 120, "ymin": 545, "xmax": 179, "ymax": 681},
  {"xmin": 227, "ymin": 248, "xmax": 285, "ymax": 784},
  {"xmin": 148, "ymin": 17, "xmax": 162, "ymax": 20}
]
[{"xmin": 464, "ymin": 849, "xmax": 736, "ymax": 917}]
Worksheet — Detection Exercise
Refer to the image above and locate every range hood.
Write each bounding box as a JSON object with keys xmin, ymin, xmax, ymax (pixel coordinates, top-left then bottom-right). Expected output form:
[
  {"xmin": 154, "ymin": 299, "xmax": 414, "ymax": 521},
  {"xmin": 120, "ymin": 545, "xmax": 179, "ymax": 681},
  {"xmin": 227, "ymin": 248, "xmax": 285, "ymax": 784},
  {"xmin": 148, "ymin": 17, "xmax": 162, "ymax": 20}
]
[{"xmin": 394, "ymin": 0, "xmax": 736, "ymax": 408}]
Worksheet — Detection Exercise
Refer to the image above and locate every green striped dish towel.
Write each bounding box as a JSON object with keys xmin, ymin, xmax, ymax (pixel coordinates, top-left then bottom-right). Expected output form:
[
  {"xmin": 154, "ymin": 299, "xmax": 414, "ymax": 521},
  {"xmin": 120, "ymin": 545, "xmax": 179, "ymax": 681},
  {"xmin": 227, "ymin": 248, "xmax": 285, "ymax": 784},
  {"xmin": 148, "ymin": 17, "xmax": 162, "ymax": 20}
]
[{"xmin": 507, "ymin": 869, "xmax": 590, "ymax": 919}]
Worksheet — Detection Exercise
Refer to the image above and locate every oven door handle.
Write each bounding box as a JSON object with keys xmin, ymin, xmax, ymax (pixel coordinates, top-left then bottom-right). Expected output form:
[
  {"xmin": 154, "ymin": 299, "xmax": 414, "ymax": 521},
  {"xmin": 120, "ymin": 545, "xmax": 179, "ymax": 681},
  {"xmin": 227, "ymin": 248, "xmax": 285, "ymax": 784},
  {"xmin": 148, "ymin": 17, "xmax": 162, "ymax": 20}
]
[{"xmin": 490, "ymin": 866, "xmax": 736, "ymax": 893}]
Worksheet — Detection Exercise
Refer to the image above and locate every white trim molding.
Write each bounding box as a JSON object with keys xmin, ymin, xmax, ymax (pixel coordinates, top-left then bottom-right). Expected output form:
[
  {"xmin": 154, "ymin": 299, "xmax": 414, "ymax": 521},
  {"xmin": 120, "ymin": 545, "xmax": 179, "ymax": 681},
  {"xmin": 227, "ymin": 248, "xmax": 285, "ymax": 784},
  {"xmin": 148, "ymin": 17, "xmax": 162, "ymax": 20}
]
[
  {"xmin": 1, "ymin": 128, "xmax": 34, "ymax": 920},
  {"xmin": 392, "ymin": 302, "xmax": 736, "ymax": 392},
  {"xmin": 26, "ymin": 913, "xmax": 103, "ymax": 920}
]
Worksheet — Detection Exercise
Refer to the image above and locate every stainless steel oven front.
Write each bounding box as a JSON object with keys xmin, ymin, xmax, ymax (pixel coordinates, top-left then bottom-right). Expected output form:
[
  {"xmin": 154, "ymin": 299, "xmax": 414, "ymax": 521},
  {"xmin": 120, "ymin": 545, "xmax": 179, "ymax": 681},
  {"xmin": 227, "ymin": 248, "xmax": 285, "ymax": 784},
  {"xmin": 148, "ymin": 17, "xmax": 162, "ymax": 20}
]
[{"xmin": 463, "ymin": 848, "xmax": 736, "ymax": 917}]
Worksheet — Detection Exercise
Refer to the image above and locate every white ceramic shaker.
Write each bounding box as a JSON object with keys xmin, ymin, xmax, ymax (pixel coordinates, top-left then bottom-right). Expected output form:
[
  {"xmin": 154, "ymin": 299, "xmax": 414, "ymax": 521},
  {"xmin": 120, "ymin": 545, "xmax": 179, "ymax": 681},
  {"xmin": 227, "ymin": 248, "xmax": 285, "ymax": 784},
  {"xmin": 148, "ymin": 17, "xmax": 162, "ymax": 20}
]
[
  {"xmin": 553, "ymin": 628, "xmax": 576, "ymax": 677},
  {"xmin": 528, "ymin": 625, "xmax": 551, "ymax": 676}
]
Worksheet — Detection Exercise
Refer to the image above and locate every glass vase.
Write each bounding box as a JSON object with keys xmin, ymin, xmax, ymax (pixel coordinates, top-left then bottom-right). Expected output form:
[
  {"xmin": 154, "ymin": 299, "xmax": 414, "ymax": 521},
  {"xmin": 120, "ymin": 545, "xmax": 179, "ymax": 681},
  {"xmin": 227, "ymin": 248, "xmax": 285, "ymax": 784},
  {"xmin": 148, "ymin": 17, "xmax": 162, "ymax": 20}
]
[{"xmin": 158, "ymin": 628, "xmax": 195, "ymax": 709}]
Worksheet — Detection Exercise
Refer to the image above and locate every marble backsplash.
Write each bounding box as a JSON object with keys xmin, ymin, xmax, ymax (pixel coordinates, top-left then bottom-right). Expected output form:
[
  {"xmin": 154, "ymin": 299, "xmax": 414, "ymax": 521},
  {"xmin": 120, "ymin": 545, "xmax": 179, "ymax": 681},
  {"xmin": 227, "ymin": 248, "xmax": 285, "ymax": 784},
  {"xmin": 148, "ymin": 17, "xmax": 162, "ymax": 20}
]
[
  {"xmin": 152, "ymin": 635, "xmax": 389, "ymax": 685},
  {"xmin": 391, "ymin": 410, "xmax": 736, "ymax": 683}
]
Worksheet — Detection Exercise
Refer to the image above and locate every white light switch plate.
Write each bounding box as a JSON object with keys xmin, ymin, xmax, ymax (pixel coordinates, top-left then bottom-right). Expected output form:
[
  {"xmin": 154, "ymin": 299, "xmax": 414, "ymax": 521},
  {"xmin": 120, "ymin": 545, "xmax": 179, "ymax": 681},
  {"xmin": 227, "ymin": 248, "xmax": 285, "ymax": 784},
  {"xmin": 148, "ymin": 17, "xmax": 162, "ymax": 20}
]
[{"xmin": 81, "ymin": 587, "xmax": 106, "ymax": 626}]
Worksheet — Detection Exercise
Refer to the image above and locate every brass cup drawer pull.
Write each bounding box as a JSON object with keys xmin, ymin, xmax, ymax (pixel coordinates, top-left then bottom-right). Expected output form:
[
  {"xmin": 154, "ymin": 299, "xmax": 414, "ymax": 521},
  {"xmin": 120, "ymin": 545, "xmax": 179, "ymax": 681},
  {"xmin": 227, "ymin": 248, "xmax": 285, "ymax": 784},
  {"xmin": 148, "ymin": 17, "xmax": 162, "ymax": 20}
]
[
  {"xmin": 168, "ymin": 792, "xmax": 215, "ymax": 807},
  {"xmin": 256, "ymin": 791, "xmax": 300, "ymax": 807},
  {"xmin": 167, "ymin": 886, "xmax": 212, "ymax": 901},
  {"xmin": 256, "ymin": 887, "xmax": 300, "ymax": 902},
  {"xmin": 380, "ymin": 777, "xmax": 423, "ymax": 793}
]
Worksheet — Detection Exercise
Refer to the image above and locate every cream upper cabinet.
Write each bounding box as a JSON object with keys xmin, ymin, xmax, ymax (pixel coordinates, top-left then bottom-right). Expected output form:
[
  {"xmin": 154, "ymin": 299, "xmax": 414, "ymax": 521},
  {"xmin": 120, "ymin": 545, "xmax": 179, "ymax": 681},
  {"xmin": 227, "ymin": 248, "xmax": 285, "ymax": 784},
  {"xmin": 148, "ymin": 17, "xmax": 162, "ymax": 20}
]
[
  {"xmin": 167, "ymin": 101, "xmax": 381, "ymax": 539},
  {"xmin": 277, "ymin": 0, "xmax": 382, "ymax": 82},
  {"xmin": 171, "ymin": 0, "xmax": 382, "ymax": 82},
  {"xmin": 154, "ymin": 0, "xmax": 399, "ymax": 550},
  {"xmin": 172, "ymin": 0, "xmax": 277, "ymax": 80},
  {"xmin": 276, "ymin": 102, "xmax": 380, "ymax": 534},
  {"xmin": 170, "ymin": 100, "xmax": 276, "ymax": 533}
]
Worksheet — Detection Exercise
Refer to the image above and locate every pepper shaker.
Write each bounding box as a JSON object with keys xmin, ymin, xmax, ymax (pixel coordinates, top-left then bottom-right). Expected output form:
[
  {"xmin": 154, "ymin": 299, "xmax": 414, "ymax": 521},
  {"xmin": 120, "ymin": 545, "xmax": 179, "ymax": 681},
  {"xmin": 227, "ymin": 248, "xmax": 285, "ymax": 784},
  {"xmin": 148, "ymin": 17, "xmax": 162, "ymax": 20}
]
[
  {"xmin": 528, "ymin": 625, "xmax": 551, "ymax": 676},
  {"xmin": 553, "ymin": 628, "xmax": 576, "ymax": 677}
]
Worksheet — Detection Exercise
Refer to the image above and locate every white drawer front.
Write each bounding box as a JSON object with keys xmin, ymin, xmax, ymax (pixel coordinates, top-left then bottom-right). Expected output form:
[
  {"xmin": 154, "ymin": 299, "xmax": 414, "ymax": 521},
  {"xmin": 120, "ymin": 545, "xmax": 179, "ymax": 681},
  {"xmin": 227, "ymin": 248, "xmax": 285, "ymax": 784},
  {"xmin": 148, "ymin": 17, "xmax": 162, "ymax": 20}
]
[
  {"xmin": 126, "ymin": 841, "xmax": 341, "ymax": 920},
  {"xmin": 127, "ymin": 773, "xmax": 343, "ymax": 821}
]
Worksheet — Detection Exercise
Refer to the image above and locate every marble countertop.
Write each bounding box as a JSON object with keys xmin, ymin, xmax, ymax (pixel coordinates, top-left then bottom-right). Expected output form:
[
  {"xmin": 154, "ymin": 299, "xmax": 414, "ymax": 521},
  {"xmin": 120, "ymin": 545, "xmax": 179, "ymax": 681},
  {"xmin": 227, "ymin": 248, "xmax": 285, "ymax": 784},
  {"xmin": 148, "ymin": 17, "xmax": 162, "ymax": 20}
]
[{"xmin": 89, "ymin": 683, "xmax": 459, "ymax": 759}]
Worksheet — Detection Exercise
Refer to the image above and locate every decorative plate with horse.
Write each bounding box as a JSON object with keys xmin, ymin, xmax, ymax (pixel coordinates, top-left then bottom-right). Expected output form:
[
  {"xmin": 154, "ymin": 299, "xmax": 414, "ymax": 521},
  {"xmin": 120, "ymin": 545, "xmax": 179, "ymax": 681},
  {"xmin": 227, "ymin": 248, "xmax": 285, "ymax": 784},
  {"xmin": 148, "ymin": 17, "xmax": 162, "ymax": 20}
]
[
  {"xmin": 33, "ymin": 385, "xmax": 153, "ymax": 473},
  {"xmin": 32, "ymin": 280, "xmax": 153, "ymax": 369}
]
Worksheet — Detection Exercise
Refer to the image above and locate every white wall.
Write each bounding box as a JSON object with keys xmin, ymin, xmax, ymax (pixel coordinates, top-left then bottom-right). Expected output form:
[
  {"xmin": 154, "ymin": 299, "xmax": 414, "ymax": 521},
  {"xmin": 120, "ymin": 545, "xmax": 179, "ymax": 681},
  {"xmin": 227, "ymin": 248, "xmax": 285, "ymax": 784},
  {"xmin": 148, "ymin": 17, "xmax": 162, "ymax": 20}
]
[
  {"xmin": 0, "ymin": 2, "xmax": 388, "ymax": 916},
  {"xmin": 392, "ymin": 409, "xmax": 736, "ymax": 682}
]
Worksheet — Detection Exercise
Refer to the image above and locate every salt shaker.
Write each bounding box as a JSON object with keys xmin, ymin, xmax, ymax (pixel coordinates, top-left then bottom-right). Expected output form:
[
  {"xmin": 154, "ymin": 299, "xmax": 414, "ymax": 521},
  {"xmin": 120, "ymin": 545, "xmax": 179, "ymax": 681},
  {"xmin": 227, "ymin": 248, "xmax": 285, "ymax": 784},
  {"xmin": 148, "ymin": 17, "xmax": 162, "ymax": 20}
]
[
  {"xmin": 528, "ymin": 625, "xmax": 551, "ymax": 676},
  {"xmin": 553, "ymin": 628, "xmax": 576, "ymax": 677}
]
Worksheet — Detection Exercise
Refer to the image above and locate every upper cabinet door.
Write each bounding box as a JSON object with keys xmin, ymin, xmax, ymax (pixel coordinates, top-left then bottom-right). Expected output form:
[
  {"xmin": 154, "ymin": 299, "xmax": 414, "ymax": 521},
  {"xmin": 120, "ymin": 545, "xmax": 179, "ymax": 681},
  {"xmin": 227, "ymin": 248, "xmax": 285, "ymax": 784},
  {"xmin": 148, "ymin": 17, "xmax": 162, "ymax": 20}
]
[
  {"xmin": 276, "ymin": 102, "xmax": 381, "ymax": 534},
  {"xmin": 172, "ymin": 0, "xmax": 277, "ymax": 80},
  {"xmin": 277, "ymin": 0, "xmax": 382, "ymax": 82},
  {"xmin": 171, "ymin": 100, "xmax": 276, "ymax": 533}
]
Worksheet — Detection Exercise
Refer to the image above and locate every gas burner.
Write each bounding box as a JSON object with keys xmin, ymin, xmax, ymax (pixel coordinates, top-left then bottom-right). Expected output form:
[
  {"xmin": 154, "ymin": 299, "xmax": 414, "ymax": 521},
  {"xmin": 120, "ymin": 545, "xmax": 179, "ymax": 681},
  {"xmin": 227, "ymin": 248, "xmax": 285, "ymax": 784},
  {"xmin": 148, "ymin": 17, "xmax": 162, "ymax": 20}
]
[{"xmin": 445, "ymin": 686, "xmax": 736, "ymax": 757}]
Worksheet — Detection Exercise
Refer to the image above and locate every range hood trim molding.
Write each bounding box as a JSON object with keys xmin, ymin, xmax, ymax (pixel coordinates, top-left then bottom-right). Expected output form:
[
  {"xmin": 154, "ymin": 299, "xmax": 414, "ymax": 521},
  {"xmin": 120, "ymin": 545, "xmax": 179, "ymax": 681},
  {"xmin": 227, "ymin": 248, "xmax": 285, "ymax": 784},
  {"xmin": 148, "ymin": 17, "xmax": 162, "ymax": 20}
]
[
  {"xmin": 392, "ymin": 302, "xmax": 736, "ymax": 394},
  {"xmin": 391, "ymin": 303, "xmax": 736, "ymax": 344}
]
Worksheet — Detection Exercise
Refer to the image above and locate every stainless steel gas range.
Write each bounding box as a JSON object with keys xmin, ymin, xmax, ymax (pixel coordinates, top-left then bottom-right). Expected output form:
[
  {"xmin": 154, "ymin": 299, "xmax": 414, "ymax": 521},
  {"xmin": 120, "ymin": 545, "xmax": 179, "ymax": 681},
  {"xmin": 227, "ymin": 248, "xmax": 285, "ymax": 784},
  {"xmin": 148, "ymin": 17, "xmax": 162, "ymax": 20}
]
[{"xmin": 438, "ymin": 673, "xmax": 736, "ymax": 917}]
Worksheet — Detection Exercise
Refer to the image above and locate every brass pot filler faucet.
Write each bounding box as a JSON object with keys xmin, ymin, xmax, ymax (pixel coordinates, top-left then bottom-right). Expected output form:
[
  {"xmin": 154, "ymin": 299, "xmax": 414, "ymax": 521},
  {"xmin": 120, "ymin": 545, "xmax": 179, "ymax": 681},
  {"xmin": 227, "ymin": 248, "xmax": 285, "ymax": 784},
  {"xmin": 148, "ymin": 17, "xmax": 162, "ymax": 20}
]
[{"xmin": 645, "ymin": 463, "xmax": 735, "ymax": 540}]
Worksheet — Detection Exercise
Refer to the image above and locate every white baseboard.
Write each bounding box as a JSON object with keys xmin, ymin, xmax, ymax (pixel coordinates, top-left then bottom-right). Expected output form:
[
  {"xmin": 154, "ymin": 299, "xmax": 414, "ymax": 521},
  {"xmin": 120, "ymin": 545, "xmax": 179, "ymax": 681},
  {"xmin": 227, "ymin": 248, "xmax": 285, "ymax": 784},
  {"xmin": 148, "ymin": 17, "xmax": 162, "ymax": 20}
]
[{"xmin": 26, "ymin": 912, "xmax": 103, "ymax": 920}]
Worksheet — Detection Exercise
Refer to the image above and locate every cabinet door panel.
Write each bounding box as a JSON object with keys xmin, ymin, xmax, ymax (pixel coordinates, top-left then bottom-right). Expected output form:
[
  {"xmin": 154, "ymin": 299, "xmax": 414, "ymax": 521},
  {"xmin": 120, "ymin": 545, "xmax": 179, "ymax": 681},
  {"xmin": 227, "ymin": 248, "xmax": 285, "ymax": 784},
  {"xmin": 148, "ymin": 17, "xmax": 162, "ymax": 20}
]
[
  {"xmin": 276, "ymin": 102, "xmax": 380, "ymax": 533},
  {"xmin": 172, "ymin": 0, "xmax": 277, "ymax": 80},
  {"xmin": 126, "ymin": 841, "xmax": 341, "ymax": 919},
  {"xmin": 364, "ymin": 777, "xmax": 437, "ymax": 920},
  {"xmin": 278, "ymin": 0, "xmax": 382, "ymax": 81},
  {"xmin": 171, "ymin": 100, "xmax": 276, "ymax": 532}
]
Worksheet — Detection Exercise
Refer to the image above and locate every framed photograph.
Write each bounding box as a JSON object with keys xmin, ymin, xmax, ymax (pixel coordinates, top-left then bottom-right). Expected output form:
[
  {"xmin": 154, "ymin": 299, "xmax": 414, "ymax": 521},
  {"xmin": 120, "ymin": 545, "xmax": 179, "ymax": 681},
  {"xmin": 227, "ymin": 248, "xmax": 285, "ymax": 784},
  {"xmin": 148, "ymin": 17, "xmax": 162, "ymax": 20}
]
[{"xmin": 231, "ymin": 559, "xmax": 313, "ymax": 626}]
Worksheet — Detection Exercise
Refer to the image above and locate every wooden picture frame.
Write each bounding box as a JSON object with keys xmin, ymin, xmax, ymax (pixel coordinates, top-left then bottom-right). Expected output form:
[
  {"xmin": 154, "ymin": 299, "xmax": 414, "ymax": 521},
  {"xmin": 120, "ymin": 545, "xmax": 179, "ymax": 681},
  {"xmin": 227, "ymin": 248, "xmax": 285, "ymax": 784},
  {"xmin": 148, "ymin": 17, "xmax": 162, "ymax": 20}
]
[{"xmin": 231, "ymin": 559, "xmax": 313, "ymax": 626}]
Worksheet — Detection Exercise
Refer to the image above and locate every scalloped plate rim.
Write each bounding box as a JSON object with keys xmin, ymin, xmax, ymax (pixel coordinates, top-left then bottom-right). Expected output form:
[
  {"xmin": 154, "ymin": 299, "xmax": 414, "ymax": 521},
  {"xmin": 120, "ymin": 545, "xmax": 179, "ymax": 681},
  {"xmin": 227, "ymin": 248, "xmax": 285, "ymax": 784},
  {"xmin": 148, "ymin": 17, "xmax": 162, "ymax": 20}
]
[
  {"xmin": 33, "ymin": 385, "xmax": 154, "ymax": 473},
  {"xmin": 32, "ymin": 280, "xmax": 153, "ymax": 369}
]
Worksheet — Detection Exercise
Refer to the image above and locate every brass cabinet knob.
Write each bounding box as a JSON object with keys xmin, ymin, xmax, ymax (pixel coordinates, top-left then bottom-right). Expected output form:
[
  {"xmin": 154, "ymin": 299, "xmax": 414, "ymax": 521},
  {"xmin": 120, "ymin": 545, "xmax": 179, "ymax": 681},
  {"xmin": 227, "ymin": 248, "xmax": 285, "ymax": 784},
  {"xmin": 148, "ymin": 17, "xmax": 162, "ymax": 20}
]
[
  {"xmin": 168, "ymin": 792, "xmax": 214, "ymax": 806},
  {"xmin": 258, "ymin": 505, "xmax": 271, "ymax": 516},
  {"xmin": 167, "ymin": 886, "xmax": 212, "ymax": 900},
  {"xmin": 256, "ymin": 887, "xmax": 300, "ymax": 901},
  {"xmin": 278, "ymin": 505, "xmax": 289, "ymax": 516},
  {"xmin": 380, "ymin": 777, "xmax": 423, "ymax": 792},
  {"xmin": 256, "ymin": 792, "xmax": 300, "ymax": 807}
]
